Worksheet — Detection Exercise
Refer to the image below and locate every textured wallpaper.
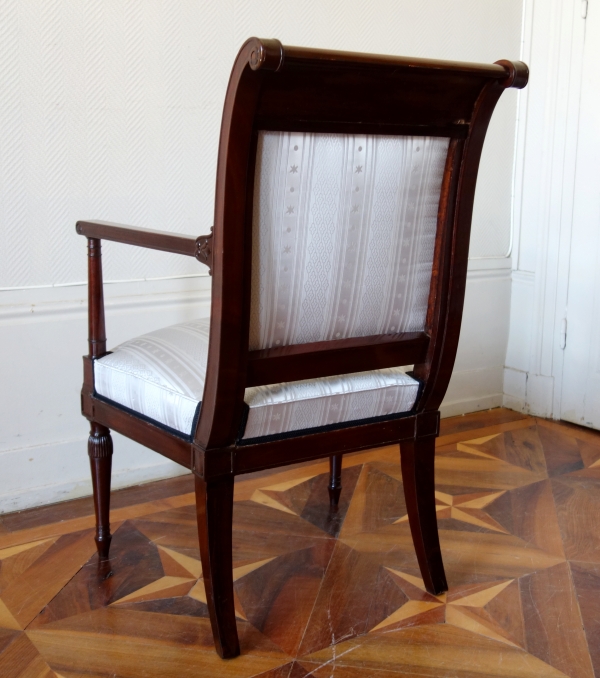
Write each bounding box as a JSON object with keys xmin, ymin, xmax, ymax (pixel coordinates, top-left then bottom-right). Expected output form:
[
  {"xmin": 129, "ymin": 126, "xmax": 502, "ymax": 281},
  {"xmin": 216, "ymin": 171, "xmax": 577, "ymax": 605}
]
[{"xmin": 0, "ymin": 0, "xmax": 522, "ymax": 289}]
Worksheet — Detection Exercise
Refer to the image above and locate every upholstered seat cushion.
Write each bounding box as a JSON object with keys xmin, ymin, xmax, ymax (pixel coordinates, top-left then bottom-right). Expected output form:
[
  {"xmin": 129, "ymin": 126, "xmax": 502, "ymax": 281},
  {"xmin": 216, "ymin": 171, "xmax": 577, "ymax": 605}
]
[
  {"xmin": 94, "ymin": 319, "xmax": 211, "ymax": 436},
  {"xmin": 94, "ymin": 319, "xmax": 420, "ymax": 440},
  {"xmin": 242, "ymin": 369, "xmax": 419, "ymax": 441}
]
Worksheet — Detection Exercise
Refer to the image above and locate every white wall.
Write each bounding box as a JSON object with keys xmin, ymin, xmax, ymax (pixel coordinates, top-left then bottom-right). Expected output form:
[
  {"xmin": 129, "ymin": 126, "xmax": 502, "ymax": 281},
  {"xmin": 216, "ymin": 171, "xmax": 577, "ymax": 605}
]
[
  {"xmin": 503, "ymin": 0, "xmax": 586, "ymax": 417},
  {"xmin": 0, "ymin": 0, "xmax": 523, "ymax": 513}
]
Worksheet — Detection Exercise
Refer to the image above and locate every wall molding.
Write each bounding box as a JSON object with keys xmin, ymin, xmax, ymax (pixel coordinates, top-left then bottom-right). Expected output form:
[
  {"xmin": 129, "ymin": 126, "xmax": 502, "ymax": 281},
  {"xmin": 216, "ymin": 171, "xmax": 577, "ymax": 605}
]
[
  {"xmin": 0, "ymin": 275, "xmax": 211, "ymax": 324},
  {"xmin": 0, "ymin": 286, "xmax": 211, "ymax": 325},
  {"xmin": 0, "ymin": 264, "xmax": 506, "ymax": 321},
  {"xmin": 466, "ymin": 267, "xmax": 512, "ymax": 282}
]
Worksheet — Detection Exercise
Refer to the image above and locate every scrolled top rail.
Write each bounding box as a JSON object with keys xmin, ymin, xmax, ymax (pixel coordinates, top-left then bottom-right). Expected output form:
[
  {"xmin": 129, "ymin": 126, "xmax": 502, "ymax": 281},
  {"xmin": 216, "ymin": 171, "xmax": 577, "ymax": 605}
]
[
  {"xmin": 494, "ymin": 59, "xmax": 529, "ymax": 89},
  {"xmin": 248, "ymin": 38, "xmax": 284, "ymax": 72},
  {"xmin": 244, "ymin": 38, "xmax": 528, "ymax": 89}
]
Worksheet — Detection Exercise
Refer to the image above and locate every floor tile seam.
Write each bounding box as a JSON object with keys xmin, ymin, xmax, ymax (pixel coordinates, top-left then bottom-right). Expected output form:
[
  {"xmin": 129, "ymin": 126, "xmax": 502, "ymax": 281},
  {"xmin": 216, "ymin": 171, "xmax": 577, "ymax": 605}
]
[
  {"xmin": 0, "ymin": 495, "xmax": 196, "ymax": 550},
  {"xmin": 0, "ymin": 491, "xmax": 196, "ymax": 538},
  {"xmin": 0, "ymin": 518, "xmax": 122, "ymax": 557},
  {"xmin": 0, "ymin": 521, "xmax": 97, "ymax": 551},
  {"xmin": 296, "ymin": 631, "xmax": 367, "ymax": 673},
  {"xmin": 512, "ymin": 563, "xmax": 595, "ymax": 678},
  {"xmin": 0, "ymin": 627, "xmax": 24, "ymax": 661},
  {"xmin": 298, "ymin": 655, "xmax": 439, "ymax": 677},
  {"xmin": 21, "ymin": 558, "xmax": 90, "ymax": 634},
  {"xmin": 230, "ymin": 525, "xmax": 335, "ymax": 543},
  {"xmin": 510, "ymin": 575, "xmax": 528, "ymax": 654},
  {"xmin": 26, "ymin": 625, "xmax": 286, "ymax": 663},
  {"xmin": 248, "ymin": 661, "xmax": 294, "ymax": 678},
  {"xmin": 291, "ymin": 543, "xmax": 347, "ymax": 658},
  {"xmin": 535, "ymin": 417, "xmax": 600, "ymax": 442},
  {"xmin": 567, "ymin": 558, "xmax": 600, "ymax": 567},
  {"xmin": 0, "ymin": 528, "xmax": 104, "ymax": 633},
  {"xmin": 546, "ymin": 476, "xmax": 575, "ymax": 564},
  {"xmin": 317, "ymin": 621, "xmax": 576, "ymax": 678},
  {"xmin": 563, "ymin": 560, "xmax": 597, "ymax": 678},
  {"xmin": 550, "ymin": 472, "xmax": 600, "ymax": 487},
  {"xmin": 436, "ymin": 417, "xmax": 537, "ymax": 447},
  {"xmin": 341, "ymin": 461, "xmax": 385, "ymax": 637},
  {"xmin": 233, "ymin": 458, "xmax": 370, "ymax": 502},
  {"xmin": 532, "ymin": 477, "xmax": 568, "ymax": 562},
  {"xmin": 1, "ymin": 497, "xmax": 193, "ymax": 538},
  {"xmin": 293, "ymin": 463, "xmax": 366, "ymax": 660}
]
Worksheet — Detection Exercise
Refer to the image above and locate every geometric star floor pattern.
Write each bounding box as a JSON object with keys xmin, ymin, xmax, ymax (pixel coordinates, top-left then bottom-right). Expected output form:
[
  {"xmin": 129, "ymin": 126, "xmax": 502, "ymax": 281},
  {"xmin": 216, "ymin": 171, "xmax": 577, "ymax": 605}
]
[{"xmin": 2, "ymin": 408, "xmax": 600, "ymax": 677}]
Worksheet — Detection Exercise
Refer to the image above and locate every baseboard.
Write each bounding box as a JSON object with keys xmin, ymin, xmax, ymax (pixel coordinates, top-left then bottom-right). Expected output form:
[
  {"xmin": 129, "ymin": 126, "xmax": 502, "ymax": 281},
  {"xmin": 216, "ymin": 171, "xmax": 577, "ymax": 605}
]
[
  {"xmin": 502, "ymin": 394, "xmax": 528, "ymax": 414},
  {"xmin": 502, "ymin": 367, "xmax": 555, "ymax": 417},
  {"xmin": 440, "ymin": 393, "xmax": 504, "ymax": 419}
]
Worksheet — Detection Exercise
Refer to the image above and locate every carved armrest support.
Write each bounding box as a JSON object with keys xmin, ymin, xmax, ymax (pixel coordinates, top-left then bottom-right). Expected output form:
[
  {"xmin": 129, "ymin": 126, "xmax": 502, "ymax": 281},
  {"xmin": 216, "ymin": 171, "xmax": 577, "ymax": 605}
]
[{"xmin": 195, "ymin": 228, "xmax": 214, "ymax": 276}]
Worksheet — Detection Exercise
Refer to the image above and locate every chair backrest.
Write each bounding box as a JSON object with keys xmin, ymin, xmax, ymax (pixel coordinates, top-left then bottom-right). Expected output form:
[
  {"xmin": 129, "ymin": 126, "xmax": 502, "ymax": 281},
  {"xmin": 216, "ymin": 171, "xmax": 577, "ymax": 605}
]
[
  {"xmin": 249, "ymin": 132, "xmax": 449, "ymax": 350},
  {"xmin": 196, "ymin": 38, "xmax": 527, "ymax": 451}
]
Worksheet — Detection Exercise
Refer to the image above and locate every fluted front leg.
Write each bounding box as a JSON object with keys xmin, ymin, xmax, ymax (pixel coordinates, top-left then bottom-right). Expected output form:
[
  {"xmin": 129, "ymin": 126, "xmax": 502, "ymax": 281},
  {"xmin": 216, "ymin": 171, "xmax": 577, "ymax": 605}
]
[{"xmin": 88, "ymin": 422, "xmax": 113, "ymax": 560}]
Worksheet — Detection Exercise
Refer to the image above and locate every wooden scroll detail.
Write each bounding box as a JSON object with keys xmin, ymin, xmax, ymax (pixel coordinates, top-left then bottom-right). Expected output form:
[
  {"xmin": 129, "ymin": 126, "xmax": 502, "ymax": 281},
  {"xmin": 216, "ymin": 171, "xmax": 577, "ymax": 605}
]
[{"xmin": 196, "ymin": 228, "xmax": 214, "ymax": 275}]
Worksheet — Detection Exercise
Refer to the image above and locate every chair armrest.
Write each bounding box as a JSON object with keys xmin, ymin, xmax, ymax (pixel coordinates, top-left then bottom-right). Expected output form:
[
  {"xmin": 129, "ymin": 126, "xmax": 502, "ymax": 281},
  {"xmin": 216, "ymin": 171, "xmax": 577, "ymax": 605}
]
[{"xmin": 76, "ymin": 220, "xmax": 213, "ymax": 272}]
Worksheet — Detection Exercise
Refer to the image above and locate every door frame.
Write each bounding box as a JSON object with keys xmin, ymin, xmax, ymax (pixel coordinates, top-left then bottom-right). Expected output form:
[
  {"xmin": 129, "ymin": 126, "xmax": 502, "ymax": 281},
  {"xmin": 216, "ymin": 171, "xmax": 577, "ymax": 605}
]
[{"xmin": 506, "ymin": 0, "xmax": 587, "ymax": 419}]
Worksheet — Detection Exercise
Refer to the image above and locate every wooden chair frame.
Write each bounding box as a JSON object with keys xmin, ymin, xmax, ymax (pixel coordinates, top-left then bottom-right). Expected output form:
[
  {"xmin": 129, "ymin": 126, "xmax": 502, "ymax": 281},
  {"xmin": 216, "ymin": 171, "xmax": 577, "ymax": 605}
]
[{"xmin": 77, "ymin": 38, "xmax": 527, "ymax": 659}]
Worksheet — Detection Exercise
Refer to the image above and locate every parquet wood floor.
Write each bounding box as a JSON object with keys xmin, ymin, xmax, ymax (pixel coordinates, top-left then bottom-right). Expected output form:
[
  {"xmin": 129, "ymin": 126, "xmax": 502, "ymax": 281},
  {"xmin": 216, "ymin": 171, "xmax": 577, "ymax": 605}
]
[{"xmin": 2, "ymin": 409, "xmax": 600, "ymax": 677}]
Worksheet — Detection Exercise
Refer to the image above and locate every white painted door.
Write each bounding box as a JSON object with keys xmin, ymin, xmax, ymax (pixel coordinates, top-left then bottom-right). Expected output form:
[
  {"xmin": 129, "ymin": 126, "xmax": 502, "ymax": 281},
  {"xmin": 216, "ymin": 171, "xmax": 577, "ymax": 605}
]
[{"xmin": 560, "ymin": 0, "xmax": 600, "ymax": 429}]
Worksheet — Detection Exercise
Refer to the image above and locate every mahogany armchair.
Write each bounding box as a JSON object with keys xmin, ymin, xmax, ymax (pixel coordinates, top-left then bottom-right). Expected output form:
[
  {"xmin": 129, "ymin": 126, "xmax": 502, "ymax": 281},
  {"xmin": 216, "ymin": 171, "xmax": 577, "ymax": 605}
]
[{"xmin": 77, "ymin": 38, "xmax": 528, "ymax": 659}]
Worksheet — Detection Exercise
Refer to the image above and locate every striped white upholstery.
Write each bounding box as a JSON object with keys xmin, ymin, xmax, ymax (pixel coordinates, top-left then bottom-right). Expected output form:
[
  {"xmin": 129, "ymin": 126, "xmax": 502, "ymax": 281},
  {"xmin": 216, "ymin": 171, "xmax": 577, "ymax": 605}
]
[
  {"xmin": 94, "ymin": 319, "xmax": 420, "ymax": 439},
  {"xmin": 250, "ymin": 132, "xmax": 449, "ymax": 350},
  {"xmin": 94, "ymin": 319, "xmax": 211, "ymax": 436}
]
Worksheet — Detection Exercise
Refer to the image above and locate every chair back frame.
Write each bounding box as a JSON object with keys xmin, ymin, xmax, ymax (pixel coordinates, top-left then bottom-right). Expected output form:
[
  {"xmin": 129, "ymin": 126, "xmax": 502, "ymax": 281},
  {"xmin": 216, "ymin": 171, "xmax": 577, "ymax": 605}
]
[{"xmin": 193, "ymin": 38, "xmax": 527, "ymax": 476}]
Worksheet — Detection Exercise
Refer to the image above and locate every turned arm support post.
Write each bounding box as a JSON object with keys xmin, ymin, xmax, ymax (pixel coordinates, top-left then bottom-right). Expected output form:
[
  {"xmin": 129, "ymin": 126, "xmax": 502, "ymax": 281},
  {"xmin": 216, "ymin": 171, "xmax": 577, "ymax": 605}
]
[
  {"xmin": 85, "ymin": 238, "xmax": 113, "ymax": 560},
  {"xmin": 87, "ymin": 238, "xmax": 107, "ymax": 359}
]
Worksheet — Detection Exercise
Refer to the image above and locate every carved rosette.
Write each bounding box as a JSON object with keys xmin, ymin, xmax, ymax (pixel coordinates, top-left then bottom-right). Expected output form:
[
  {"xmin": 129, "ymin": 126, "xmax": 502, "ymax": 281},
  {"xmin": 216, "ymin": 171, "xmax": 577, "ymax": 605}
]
[{"xmin": 195, "ymin": 228, "xmax": 214, "ymax": 275}]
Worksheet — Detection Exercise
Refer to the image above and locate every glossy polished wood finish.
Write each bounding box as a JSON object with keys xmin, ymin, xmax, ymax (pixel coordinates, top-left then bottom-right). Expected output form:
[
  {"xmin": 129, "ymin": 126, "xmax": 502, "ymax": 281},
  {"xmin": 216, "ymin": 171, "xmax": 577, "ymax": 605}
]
[
  {"xmin": 77, "ymin": 220, "xmax": 214, "ymax": 274},
  {"xmin": 1, "ymin": 411, "xmax": 600, "ymax": 677},
  {"xmin": 247, "ymin": 333, "xmax": 428, "ymax": 387},
  {"xmin": 76, "ymin": 38, "xmax": 528, "ymax": 657},
  {"xmin": 328, "ymin": 455, "xmax": 343, "ymax": 506},
  {"xmin": 77, "ymin": 220, "xmax": 199, "ymax": 257},
  {"xmin": 86, "ymin": 238, "xmax": 106, "ymax": 359},
  {"xmin": 400, "ymin": 435, "xmax": 447, "ymax": 595},
  {"xmin": 195, "ymin": 475, "xmax": 239, "ymax": 659},
  {"xmin": 87, "ymin": 423, "xmax": 113, "ymax": 560}
]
